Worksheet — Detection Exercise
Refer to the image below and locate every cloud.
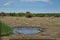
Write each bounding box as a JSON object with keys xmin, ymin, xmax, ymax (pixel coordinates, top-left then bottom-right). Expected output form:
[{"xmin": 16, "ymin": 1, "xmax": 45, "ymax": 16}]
[
  {"xmin": 20, "ymin": 0, "xmax": 50, "ymax": 2},
  {"xmin": 4, "ymin": 1, "xmax": 13, "ymax": 6}
]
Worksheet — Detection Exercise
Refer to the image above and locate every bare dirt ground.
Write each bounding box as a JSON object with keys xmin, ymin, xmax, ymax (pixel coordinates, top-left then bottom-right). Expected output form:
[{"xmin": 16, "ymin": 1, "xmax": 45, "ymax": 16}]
[{"xmin": 0, "ymin": 16, "xmax": 60, "ymax": 40}]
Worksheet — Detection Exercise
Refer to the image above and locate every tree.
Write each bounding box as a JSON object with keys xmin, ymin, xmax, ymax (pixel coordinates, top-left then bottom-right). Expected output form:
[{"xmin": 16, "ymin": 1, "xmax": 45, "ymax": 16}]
[
  {"xmin": 9, "ymin": 13, "xmax": 16, "ymax": 16},
  {"xmin": 1, "ymin": 12, "xmax": 6, "ymax": 16}
]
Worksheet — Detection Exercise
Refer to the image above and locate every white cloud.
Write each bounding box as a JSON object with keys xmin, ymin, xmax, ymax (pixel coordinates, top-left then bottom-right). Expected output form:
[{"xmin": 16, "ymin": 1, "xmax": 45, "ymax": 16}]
[
  {"xmin": 4, "ymin": 1, "xmax": 13, "ymax": 6},
  {"xmin": 20, "ymin": 0, "xmax": 50, "ymax": 2}
]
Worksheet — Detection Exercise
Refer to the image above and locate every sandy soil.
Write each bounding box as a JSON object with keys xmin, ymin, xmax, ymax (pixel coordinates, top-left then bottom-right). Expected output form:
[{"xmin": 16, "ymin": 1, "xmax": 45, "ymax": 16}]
[{"xmin": 0, "ymin": 16, "xmax": 60, "ymax": 40}]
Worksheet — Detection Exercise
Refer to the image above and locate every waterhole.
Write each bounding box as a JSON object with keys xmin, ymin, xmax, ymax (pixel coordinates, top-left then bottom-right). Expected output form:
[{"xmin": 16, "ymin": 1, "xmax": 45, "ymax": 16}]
[{"xmin": 11, "ymin": 27, "xmax": 42, "ymax": 36}]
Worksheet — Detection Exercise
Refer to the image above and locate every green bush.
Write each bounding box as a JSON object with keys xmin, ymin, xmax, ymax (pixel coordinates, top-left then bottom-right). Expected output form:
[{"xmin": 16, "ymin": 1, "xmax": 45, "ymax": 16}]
[
  {"xmin": 0, "ymin": 21, "xmax": 13, "ymax": 36},
  {"xmin": 25, "ymin": 12, "xmax": 32, "ymax": 18}
]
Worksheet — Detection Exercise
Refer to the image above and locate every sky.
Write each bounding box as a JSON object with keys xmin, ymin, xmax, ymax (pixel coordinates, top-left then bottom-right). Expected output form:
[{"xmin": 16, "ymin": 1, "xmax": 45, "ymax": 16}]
[{"xmin": 0, "ymin": 0, "xmax": 60, "ymax": 13}]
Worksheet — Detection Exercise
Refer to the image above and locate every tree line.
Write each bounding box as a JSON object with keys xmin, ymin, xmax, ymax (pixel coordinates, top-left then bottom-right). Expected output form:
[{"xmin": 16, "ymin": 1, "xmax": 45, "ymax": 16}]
[{"xmin": 0, "ymin": 12, "xmax": 60, "ymax": 17}]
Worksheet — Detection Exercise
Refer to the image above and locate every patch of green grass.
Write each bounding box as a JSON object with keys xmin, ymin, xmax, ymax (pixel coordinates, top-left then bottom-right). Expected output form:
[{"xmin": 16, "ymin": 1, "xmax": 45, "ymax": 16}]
[{"xmin": 0, "ymin": 21, "xmax": 13, "ymax": 36}]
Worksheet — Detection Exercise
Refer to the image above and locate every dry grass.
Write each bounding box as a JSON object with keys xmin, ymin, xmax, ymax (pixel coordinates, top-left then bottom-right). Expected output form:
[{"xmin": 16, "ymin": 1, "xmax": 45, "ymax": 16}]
[
  {"xmin": 0, "ymin": 16, "xmax": 60, "ymax": 27},
  {"xmin": 0, "ymin": 16, "xmax": 60, "ymax": 40}
]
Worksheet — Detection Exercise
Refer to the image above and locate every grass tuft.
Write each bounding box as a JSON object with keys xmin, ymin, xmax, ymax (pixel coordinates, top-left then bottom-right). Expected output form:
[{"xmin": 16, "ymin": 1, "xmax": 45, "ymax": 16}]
[{"xmin": 0, "ymin": 21, "xmax": 13, "ymax": 36}]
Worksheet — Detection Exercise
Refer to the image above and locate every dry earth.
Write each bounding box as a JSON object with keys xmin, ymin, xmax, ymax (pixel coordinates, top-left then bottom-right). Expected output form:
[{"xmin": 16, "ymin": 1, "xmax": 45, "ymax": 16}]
[{"xmin": 0, "ymin": 16, "xmax": 60, "ymax": 40}]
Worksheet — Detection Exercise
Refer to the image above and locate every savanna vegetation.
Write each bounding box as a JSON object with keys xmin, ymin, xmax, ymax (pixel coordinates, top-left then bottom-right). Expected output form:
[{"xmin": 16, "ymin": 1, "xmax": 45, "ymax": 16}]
[
  {"xmin": 0, "ymin": 12, "xmax": 60, "ymax": 17},
  {"xmin": 0, "ymin": 12, "xmax": 60, "ymax": 39}
]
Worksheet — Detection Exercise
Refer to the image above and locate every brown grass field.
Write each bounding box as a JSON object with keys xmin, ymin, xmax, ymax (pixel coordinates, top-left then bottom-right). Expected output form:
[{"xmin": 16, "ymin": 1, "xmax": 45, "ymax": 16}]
[{"xmin": 0, "ymin": 16, "xmax": 60, "ymax": 40}]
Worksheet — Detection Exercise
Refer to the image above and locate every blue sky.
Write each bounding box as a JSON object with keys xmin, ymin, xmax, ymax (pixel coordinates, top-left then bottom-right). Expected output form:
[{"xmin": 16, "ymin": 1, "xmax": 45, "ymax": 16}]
[{"xmin": 0, "ymin": 0, "xmax": 60, "ymax": 13}]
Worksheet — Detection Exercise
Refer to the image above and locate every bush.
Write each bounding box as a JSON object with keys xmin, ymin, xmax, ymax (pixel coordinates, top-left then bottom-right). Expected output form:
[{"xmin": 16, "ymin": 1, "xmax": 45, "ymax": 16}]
[{"xmin": 25, "ymin": 12, "xmax": 32, "ymax": 18}]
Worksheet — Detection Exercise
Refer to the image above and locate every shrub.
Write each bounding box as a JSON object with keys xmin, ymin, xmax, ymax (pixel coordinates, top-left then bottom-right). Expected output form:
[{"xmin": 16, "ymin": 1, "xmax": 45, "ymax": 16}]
[{"xmin": 25, "ymin": 12, "xmax": 32, "ymax": 18}]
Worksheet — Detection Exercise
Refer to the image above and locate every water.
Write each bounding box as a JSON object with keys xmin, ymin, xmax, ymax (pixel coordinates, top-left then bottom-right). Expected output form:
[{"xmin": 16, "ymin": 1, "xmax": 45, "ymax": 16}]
[{"xmin": 11, "ymin": 27, "xmax": 41, "ymax": 36}]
